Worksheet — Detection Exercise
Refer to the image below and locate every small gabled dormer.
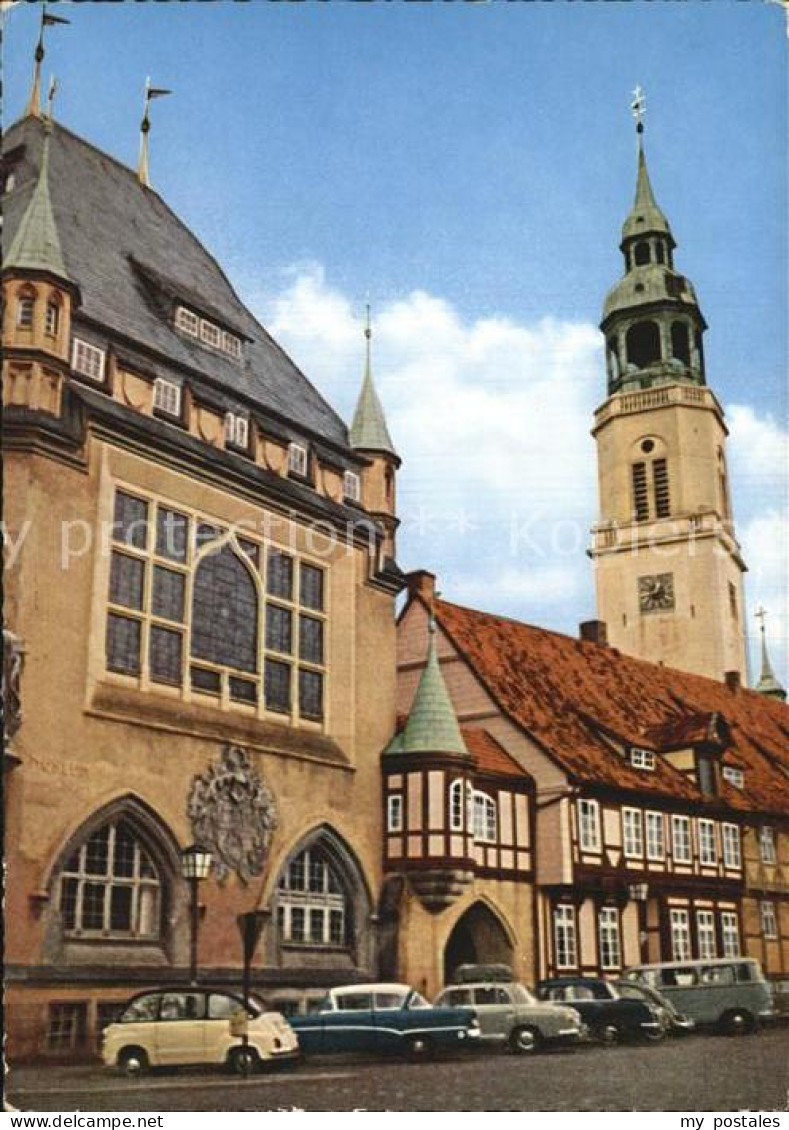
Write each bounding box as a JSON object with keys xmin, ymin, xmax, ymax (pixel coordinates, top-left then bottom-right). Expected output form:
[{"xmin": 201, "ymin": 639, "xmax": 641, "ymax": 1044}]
[{"xmin": 643, "ymin": 711, "xmax": 731, "ymax": 796}]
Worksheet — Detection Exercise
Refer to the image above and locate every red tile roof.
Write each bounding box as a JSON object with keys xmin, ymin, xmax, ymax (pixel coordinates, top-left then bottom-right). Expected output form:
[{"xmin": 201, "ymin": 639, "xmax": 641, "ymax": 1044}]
[
  {"xmin": 430, "ymin": 596, "xmax": 789, "ymax": 816},
  {"xmin": 461, "ymin": 727, "xmax": 528, "ymax": 781}
]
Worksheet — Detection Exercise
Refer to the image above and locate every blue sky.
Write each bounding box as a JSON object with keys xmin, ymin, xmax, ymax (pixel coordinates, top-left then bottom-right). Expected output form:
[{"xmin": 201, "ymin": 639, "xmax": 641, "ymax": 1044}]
[{"xmin": 5, "ymin": 1, "xmax": 787, "ymax": 681}]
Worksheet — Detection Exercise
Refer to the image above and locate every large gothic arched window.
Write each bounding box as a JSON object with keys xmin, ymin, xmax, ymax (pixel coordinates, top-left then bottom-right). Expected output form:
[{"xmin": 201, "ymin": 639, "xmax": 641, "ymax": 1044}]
[
  {"xmin": 276, "ymin": 846, "xmax": 347, "ymax": 947},
  {"xmin": 59, "ymin": 820, "xmax": 162, "ymax": 939},
  {"xmin": 190, "ymin": 545, "xmax": 258, "ymax": 673}
]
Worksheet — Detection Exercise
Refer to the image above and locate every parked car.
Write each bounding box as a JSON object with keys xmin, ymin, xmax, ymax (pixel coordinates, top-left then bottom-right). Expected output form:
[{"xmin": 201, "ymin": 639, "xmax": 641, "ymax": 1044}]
[
  {"xmin": 288, "ymin": 982, "xmax": 480, "ymax": 1057},
  {"xmin": 434, "ymin": 978, "xmax": 586, "ymax": 1054},
  {"xmin": 623, "ymin": 958, "xmax": 777, "ymax": 1035},
  {"xmin": 102, "ymin": 987, "xmax": 299, "ymax": 1075},
  {"xmin": 536, "ymin": 977, "xmax": 665, "ymax": 1043},
  {"xmin": 613, "ymin": 979, "xmax": 695, "ymax": 1036}
]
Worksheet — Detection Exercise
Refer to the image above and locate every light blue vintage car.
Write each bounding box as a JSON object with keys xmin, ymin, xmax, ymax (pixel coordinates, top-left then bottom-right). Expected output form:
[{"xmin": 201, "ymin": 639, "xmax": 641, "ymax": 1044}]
[{"xmin": 288, "ymin": 982, "xmax": 481, "ymax": 1057}]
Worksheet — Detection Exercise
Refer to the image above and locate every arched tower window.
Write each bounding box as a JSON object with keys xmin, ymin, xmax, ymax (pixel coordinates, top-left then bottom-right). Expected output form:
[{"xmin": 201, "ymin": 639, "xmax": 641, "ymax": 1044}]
[
  {"xmin": 59, "ymin": 819, "xmax": 162, "ymax": 939},
  {"xmin": 631, "ymin": 440, "xmax": 671, "ymax": 521},
  {"xmin": 671, "ymin": 321, "xmax": 690, "ymax": 366},
  {"xmin": 471, "ymin": 791, "xmax": 497, "ymax": 843},
  {"xmin": 655, "ymin": 242, "xmax": 665, "ymax": 265},
  {"xmin": 190, "ymin": 545, "xmax": 258, "ymax": 672},
  {"xmin": 276, "ymin": 846, "xmax": 347, "ymax": 947},
  {"xmin": 633, "ymin": 242, "xmax": 651, "ymax": 267},
  {"xmin": 17, "ymin": 289, "xmax": 36, "ymax": 329},
  {"xmin": 607, "ymin": 338, "xmax": 620, "ymax": 384},
  {"xmin": 717, "ymin": 446, "xmax": 731, "ymax": 520},
  {"xmin": 626, "ymin": 321, "xmax": 661, "ymax": 369},
  {"xmin": 45, "ymin": 296, "xmax": 62, "ymax": 337},
  {"xmin": 449, "ymin": 779, "xmax": 465, "ymax": 832}
]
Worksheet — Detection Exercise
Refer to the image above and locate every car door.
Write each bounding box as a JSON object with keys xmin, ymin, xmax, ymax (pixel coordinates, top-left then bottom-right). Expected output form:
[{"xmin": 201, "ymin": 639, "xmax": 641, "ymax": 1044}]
[
  {"xmin": 320, "ymin": 991, "xmax": 375, "ymax": 1053},
  {"xmin": 472, "ymin": 986, "xmax": 514, "ymax": 1041},
  {"xmin": 155, "ymin": 991, "xmax": 207, "ymax": 1066},
  {"xmin": 205, "ymin": 992, "xmax": 244, "ymax": 1063}
]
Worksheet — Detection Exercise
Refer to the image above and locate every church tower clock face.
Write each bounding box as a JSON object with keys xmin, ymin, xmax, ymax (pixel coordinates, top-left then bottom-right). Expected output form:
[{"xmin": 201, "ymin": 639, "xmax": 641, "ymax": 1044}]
[{"xmin": 638, "ymin": 573, "xmax": 675, "ymax": 614}]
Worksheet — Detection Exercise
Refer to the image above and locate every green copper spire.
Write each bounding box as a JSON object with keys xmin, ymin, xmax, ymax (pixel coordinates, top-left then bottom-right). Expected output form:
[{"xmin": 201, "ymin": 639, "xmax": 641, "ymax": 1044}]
[
  {"xmin": 4, "ymin": 122, "xmax": 69, "ymax": 281},
  {"xmin": 349, "ymin": 305, "xmax": 397, "ymax": 456},
  {"xmin": 621, "ymin": 134, "xmax": 672, "ymax": 243},
  {"xmin": 754, "ymin": 608, "xmax": 786, "ymax": 701},
  {"xmin": 385, "ymin": 618, "xmax": 469, "ymax": 757}
]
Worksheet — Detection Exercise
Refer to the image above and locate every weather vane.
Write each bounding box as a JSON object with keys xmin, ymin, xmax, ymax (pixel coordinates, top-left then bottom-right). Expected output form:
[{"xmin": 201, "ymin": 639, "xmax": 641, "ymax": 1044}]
[
  {"xmin": 25, "ymin": 1, "xmax": 69, "ymax": 119},
  {"xmin": 137, "ymin": 77, "xmax": 172, "ymax": 189},
  {"xmin": 755, "ymin": 606, "xmax": 768, "ymax": 631},
  {"xmin": 631, "ymin": 85, "xmax": 646, "ymax": 134}
]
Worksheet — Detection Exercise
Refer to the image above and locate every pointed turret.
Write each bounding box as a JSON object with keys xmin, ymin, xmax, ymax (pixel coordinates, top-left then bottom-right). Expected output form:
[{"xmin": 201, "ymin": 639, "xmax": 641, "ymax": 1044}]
[
  {"xmin": 621, "ymin": 139, "xmax": 673, "ymax": 244},
  {"xmin": 349, "ymin": 306, "xmax": 397, "ymax": 457},
  {"xmin": 385, "ymin": 619, "xmax": 468, "ymax": 757},
  {"xmin": 754, "ymin": 609, "xmax": 786, "ymax": 701},
  {"xmin": 4, "ymin": 122, "xmax": 69, "ymax": 282}
]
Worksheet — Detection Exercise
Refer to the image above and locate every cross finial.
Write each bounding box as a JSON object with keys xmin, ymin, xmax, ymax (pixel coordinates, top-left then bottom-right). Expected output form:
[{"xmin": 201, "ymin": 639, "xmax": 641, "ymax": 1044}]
[
  {"xmin": 755, "ymin": 606, "xmax": 768, "ymax": 633},
  {"xmin": 631, "ymin": 84, "xmax": 646, "ymax": 135}
]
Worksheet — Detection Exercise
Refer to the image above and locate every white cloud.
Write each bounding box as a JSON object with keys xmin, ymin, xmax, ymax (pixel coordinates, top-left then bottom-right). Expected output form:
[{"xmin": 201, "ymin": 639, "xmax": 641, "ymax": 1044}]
[{"xmin": 251, "ymin": 264, "xmax": 788, "ymax": 684}]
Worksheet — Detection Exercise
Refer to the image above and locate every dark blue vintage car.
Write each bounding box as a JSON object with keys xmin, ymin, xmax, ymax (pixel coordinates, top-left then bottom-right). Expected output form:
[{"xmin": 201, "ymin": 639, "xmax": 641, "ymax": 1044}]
[
  {"xmin": 536, "ymin": 977, "xmax": 665, "ymax": 1043},
  {"xmin": 289, "ymin": 982, "xmax": 480, "ymax": 1057}
]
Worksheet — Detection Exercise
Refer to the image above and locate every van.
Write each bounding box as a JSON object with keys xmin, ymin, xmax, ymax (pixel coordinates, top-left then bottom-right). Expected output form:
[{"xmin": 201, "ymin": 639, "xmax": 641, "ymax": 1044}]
[{"xmin": 624, "ymin": 958, "xmax": 776, "ymax": 1035}]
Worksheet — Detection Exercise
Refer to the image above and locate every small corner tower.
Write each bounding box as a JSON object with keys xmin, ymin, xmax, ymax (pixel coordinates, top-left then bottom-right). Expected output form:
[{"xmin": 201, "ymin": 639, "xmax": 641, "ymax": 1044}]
[
  {"xmin": 590, "ymin": 90, "xmax": 748, "ymax": 683},
  {"xmin": 754, "ymin": 609, "xmax": 786, "ymax": 701},
  {"xmin": 349, "ymin": 306, "xmax": 400, "ymax": 557}
]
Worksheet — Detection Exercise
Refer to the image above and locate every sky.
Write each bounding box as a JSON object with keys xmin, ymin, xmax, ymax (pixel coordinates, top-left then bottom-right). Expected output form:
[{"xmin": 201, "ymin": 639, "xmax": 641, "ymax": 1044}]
[{"xmin": 4, "ymin": 1, "xmax": 787, "ymax": 683}]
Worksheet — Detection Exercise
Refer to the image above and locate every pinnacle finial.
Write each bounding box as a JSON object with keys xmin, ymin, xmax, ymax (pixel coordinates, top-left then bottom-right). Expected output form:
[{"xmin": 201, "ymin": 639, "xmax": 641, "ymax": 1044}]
[
  {"xmin": 631, "ymin": 84, "xmax": 646, "ymax": 138},
  {"xmin": 25, "ymin": 4, "xmax": 69, "ymax": 120},
  {"xmin": 137, "ymin": 77, "xmax": 172, "ymax": 189},
  {"xmin": 46, "ymin": 75, "xmax": 57, "ymax": 123}
]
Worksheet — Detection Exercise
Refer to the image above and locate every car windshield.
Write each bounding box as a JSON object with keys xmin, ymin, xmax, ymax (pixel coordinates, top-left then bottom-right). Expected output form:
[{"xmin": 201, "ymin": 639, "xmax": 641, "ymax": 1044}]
[
  {"xmin": 511, "ymin": 984, "xmax": 537, "ymax": 1006},
  {"xmin": 120, "ymin": 994, "xmax": 160, "ymax": 1023}
]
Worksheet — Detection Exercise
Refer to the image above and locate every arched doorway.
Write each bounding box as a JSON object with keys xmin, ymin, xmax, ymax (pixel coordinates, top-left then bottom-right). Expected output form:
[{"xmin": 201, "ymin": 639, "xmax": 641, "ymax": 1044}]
[{"xmin": 443, "ymin": 901, "xmax": 514, "ymax": 984}]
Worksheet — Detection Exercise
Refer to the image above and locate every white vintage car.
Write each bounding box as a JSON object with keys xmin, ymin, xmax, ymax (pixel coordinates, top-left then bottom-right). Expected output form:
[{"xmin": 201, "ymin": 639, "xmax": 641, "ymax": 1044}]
[{"xmin": 102, "ymin": 987, "xmax": 299, "ymax": 1075}]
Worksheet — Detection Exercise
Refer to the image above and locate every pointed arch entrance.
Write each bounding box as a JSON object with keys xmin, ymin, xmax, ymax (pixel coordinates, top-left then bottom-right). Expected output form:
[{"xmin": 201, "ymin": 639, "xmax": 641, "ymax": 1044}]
[{"xmin": 443, "ymin": 901, "xmax": 514, "ymax": 984}]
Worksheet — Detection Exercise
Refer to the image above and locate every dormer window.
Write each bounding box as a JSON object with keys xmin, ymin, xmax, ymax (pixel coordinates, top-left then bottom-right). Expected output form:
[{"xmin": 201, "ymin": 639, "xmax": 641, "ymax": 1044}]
[
  {"xmin": 153, "ymin": 378, "xmax": 181, "ymax": 418},
  {"xmin": 72, "ymin": 338, "xmax": 106, "ymax": 383},
  {"xmin": 343, "ymin": 471, "xmax": 361, "ymax": 503},
  {"xmin": 630, "ymin": 747, "xmax": 655, "ymax": 771},
  {"xmin": 222, "ymin": 331, "xmax": 241, "ymax": 360},
  {"xmin": 17, "ymin": 295, "xmax": 35, "ymax": 329},
  {"xmin": 174, "ymin": 305, "xmax": 242, "ymax": 360},
  {"xmin": 225, "ymin": 412, "xmax": 249, "ymax": 450},
  {"xmin": 288, "ymin": 442, "xmax": 308, "ymax": 478},
  {"xmin": 722, "ymin": 766, "xmax": 744, "ymax": 789},
  {"xmin": 697, "ymin": 754, "xmax": 717, "ymax": 797},
  {"xmin": 200, "ymin": 320, "xmax": 221, "ymax": 349},
  {"xmin": 175, "ymin": 306, "xmax": 200, "ymax": 338}
]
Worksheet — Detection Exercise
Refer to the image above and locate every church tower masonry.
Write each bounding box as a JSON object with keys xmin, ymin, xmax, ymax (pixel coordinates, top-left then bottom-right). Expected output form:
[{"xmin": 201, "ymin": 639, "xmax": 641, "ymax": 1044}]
[{"xmin": 589, "ymin": 100, "xmax": 748, "ymax": 683}]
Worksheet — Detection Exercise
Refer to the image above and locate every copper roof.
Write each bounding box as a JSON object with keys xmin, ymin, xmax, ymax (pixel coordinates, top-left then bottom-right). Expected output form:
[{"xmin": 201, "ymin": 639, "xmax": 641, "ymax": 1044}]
[{"xmin": 429, "ymin": 597, "xmax": 789, "ymax": 816}]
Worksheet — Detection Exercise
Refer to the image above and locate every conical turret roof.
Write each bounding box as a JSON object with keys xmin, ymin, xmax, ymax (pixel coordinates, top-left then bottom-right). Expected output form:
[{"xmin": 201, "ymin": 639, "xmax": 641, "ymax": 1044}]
[
  {"xmin": 349, "ymin": 313, "xmax": 397, "ymax": 456},
  {"xmin": 755, "ymin": 623, "xmax": 786, "ymax": 701},
  {"xmin": 384, "ymin": 621, "xmax": 469, "ymax": 757},
  {"xmin": 4, "ymin": 122, "xmax": 69, "ymax": 281},
  {"xmin": 621, "ymin": 140, "xmax": 672, "ymax": 244}
]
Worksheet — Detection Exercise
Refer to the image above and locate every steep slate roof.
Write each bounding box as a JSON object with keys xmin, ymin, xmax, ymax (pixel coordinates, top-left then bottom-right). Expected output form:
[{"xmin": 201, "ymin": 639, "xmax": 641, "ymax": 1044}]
[
  {"xmin": 429, "ymin": 597, "xmax": 789, "ymax": 817},
  {"xmin": 2, "ymin": 115, "xmax": 349, "ymax": 448}
]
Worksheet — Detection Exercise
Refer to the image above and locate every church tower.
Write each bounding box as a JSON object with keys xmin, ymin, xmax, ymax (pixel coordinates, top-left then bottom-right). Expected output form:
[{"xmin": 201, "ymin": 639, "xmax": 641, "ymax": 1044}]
[{"xmin": 589, "ymin": 93, "xmax": 748, "ymax": 683}]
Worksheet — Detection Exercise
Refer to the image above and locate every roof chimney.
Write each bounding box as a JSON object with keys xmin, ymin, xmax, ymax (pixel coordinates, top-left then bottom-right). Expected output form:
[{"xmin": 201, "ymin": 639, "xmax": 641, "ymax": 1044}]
[
  {"xmin": 580, "ymin": 620, "xmax": 608, "ymax": 647},
  {"xmin": 407, "ymin": 570, "xmax": 436, "ymax": 604},
  {"xmin": 724, "ymin": 670, "xmax": 741, "ymax": 693}
]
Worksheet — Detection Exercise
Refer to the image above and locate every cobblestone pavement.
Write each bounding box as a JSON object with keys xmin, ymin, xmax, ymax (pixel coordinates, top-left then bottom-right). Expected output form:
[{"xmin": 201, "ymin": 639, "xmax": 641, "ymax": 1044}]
[{"xmin": 7, "ymin": 1028, "xmax": 789, "ymax": 1113}]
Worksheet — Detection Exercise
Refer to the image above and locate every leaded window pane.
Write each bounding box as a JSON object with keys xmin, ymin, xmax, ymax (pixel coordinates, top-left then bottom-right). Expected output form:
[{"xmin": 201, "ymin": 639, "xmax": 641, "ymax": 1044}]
[
  {"xmin": 84, "ymin": 827, "xmax": 110, "ymax": 876},
  {"xmin": 196, "ymin": 523, "xmax": 222, "ymax": 549},
  {"xmin": 265, "ymin": 659, "xmax": 291, "ymax": 713},
  {"xmin": 266, "ymin": 605, "xmax": 292, "ymax": 654},
  {"xmin": 82, "ymin": 883, "xmax": 106, "ymax": 930},
  {"xmin": 61, "ymin": 877, "xmax": 78, "ymax": 931},
  {"xmin": 299, "ymin": 669, "xmax": 323, "ymax": 719},
  {"xmin": 299, "ymin": 615, "xmax": 323, "ymax": 664},
  {"xmin": 149, "ymin": 626, "xmax": 183, "ymax": 684},
  {"xmin": 300, "ymin": 564, "xmax": 324, "ymax": 611},
  {"xmin": 113, "ymin": 823, "xmax": 136, "ymax": 877},
  {"xmin": 267, "ymin": 549, "xmax": 293, "ymax": 600},
  {"xmin": 329, "ymin": 909, "xmax": 344, "ymax": 945},
  {"xmin": 290, "ymin": 907, "xmax": 305, "ymax": 942},
  {"xmin": 155, "ymin": 508, "xmax": 188, "ymax": 562},
  {"xmin": 113, "ymin": 492, "xmax": 149, "ymax": 550},
  {"xmin": 109, "ymin": 552, "xmax": 144, "ymax": 610},
  {"xmin": 190, "ymin": 546, "xmax": 258, "ymax": 672},
  {"xmin": 151, "ymin": 566, "xmax": 185, "ymax": 622},
  {"xmin": 106, "ymin": 614, "xmax": 141, "ymax": 674},
  {"xmin": 191, "ymin": 667, "xmax": 221, "ymax": 694},
  {"xmin": 229, "ymin": 677, "xmax": 257, "ymax": 704},
  {"xmin": 110, "ymin": 886, "xmax": 133, "ymax": 931}
]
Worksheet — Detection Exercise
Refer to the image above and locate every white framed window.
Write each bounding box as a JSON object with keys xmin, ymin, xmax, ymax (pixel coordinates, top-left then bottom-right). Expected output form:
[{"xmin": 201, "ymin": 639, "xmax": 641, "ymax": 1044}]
[
  {"xmin": 598, "ymin": 907, "xmax": 621, "ymax": 970},
  {"xmin": 174, "ymin": 306, "xmax": 200, "ymax": 337},
  {"xmin": 578, "ymin": 799, "xmax": 601, "ymax": 852},
  {"xmin": 696, "ymin": 909, "xmax": 717, "ymax": 959},
  {"xmin": 387, "ymin": 794, "xmax": 403, "ymax": 833},
  {"xmin": 17, "ymin": 294, "xmax": 35, "ymax": 329},
  {"xmin": 222, "ymin": 330, "xmax": 242, "ymax": 359},
  {"xmin": 672, "ymin": 814, "xmax": 692, "ymax": 864},
  {"xmin": 698, "ymin": 819, "xmax": 717, "ymax": 866},
  {"xmin": 45, "ymin": 300, "xmax": 60, "ymax": 336},
  {"xmin": 224, "ymin": 412, "xmax": 249, "ymax": 449},
  {"xmin": 645, "ymin": 811, "xmax": 665, "ymax": 861},
  {"xmin": 153, "ymin": 378, "xmax": 181, "ymax": 417},
  {"xmin": 622, "ymin": 808, "xmax": 644, "ymax": 858},
  {"xmin": 722, "ymin": 766, "xmax": 744, "ymax": 789},
  {"xmin": 449, "ymin": 779, "xmax": 464, "ymax": 832},
  {"xmin": 72, "ymin": 338, "xmax": 106, "ymax": 382},
  {"xmin": 343, "ymin": 470, "xmax": 361, "ymax": 503},
  {"xmin": 722, "ymin": 823, "xmax": 741, "ymax": 870},
  {"xmin": 630, "ymin": 747, "xmax": 656, "ymax": 771},
  {"xmin": 760, "ymin": 901, "xmax": 778, "ymax": 941},
  {"xmin": 670, "ymin": 908, "xmax": 692, "ymax": 961},
  {"xmin": 276, "ymin": 847, "xmax": 345, "ymax": 947},
  {"xmin": 288, "ymin": 442, "xmax": 309, "ymax": 478},
  {"xmin": 721, "ymin": 911, "xmax": 740, "ymax": 957},
  {"xmin": 554, "ymin": 904, "xmax": 577, "ymax": 970},
  {"xmin": 199, "ymin": 319, "xmax": 221, "ymax": 349},
  {"xmin": 472, "ymin": 792, "xmax": 497, "ymax": 843},
  {"xmin": 760, "ymin": 826, "xmax": 777, "ymax": 865}
]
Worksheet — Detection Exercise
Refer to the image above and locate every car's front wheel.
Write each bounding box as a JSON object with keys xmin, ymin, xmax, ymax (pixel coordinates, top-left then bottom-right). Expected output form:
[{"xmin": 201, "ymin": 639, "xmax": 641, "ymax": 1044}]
[
  {"xmin": 510, "ymin": 1026, "xmax": 540, "ymax": 1055},
  {"xmin": 227, "ymin": 1045, "xmax": 261, "ymax": 1075},
  {"xmin": 117, "ymin": 1047, "xmax": 149, "ymax": 1077}
]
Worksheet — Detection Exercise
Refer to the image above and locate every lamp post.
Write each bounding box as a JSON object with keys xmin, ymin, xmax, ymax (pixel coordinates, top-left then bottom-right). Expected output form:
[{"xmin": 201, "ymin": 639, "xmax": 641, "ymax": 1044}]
[{"xmin": 180, "ymin": 843, "xmax": 212, "ymax": 985}]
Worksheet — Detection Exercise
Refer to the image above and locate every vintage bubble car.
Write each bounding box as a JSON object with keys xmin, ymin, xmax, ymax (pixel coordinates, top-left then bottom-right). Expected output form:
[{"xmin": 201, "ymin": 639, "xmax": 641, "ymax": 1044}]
[
  {"xmin": 288, "ymin": 982, "xmax": 480, "ymax": 1057},
  {"xmin": 102, "ymin": 987, "xmax": 299, "ymax": 1075}
]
